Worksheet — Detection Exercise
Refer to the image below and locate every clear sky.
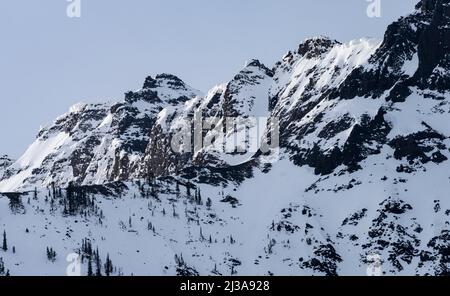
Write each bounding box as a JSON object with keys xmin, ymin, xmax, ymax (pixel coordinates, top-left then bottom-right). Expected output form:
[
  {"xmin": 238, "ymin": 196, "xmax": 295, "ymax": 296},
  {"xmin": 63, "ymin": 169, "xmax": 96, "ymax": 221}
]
[{"xmin": 0, "ymin": 0, "xmax": 417, "ymax": 158}]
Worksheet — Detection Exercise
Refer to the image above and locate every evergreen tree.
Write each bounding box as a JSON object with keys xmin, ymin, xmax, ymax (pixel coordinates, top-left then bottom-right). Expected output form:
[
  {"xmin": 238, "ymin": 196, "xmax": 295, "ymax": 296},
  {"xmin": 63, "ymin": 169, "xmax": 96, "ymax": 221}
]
[
  {"xmin": 0, "ymin": 257, "xmax": 5, "ymax": 275},
  {"xmin": 186, "ymin": 181, "xmax": 191, "ymax": 198},
  {"xmin": 104, "ymin": 254, "xmax": 113, "ymax": 276},
  {"xmin": 87, "ymin": 257, "xmax": 93, "ymax": 276},
  {"xmin": 197, "ymin": 188, "xmax": 202, "ymax": 205},
  {"xmin": 63, "ymin": 203, "xmax": 68, "ymax": 216},
  {"xmin": 51, "ymin": 182, "xmax": 56, "ymax": 198},
  {"xmin": 206, "ymin": 198, "xmax": 212, "ymax": 209},
  {"xmin": 199, "ymin": 227, "xmax": 204, "ymax": 241},
  {"xmin": 46, "ymin": 247, "xmax": 57, "ymax": 262},
  {"xmin": 172, "ymin": 204, "xmax": 177, "ymax": 218},
  {"xmin": 175, "ymin": 182, "xmax": 180, "ymax": 198},
  {"xmin": 151, "ymin": 185, "xmax": 158, "ymax": 199},
  {"xmin": 2, "ymin": 231, "xmax": 7, "ymax": 252},
  {"xmin": 82, "ymin": 238, "xmax": 93, "ymax": 257},
  {"xmin": 66, "ymin": 182, "xmax": 75, "ymax": 214},
  {"xmin": 95, "ymin": 248, "xmax": 102, "ymax": 276}
]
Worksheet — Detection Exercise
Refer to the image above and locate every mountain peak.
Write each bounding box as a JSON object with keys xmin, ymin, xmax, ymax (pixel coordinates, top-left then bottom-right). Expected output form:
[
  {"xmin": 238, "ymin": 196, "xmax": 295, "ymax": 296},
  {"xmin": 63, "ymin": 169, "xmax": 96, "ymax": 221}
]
[
  {"xmin": 298, "ymin": 36, "xmax": 341, "ymax": 59},
  {"xmin": 124, "ymin": 73, "xmax": 201, "ymax": 105},
  {"xmin": 143, "ymin": 73, "xmax": 187, "ymax": 90},
  {"xmin": 245, "ymin": 59, "xmax": 264, "ymax": 68},
  {"xmin": 243, "ymin": 59, "xmax": 274, "ymax": 77},
  {"xmin": 142, "ymin": 76, "xmax": 157, "ymax": 89}
]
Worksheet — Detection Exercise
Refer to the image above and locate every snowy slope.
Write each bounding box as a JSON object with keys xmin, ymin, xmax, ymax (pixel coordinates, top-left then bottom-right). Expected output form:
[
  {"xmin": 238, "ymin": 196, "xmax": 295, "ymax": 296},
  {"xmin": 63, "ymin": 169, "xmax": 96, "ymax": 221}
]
[{"xmin": 1, "ymin": 153, "xmax": 449, "ymax": 276}]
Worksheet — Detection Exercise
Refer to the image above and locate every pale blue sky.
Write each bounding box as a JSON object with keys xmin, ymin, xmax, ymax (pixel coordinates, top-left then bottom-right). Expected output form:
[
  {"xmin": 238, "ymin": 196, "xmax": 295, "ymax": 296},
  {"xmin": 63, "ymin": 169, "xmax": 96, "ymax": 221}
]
[{"xmin": 0, "ymin": 0, "xmax": 417, "ymax": 158}]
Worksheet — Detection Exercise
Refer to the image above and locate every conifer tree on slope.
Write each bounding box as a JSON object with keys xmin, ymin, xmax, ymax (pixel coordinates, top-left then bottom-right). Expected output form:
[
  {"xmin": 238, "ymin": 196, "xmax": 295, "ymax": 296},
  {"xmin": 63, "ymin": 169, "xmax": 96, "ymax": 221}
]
[{"xmin": 2, "ymin": 231, "xmax": 7, "ymax": 252}]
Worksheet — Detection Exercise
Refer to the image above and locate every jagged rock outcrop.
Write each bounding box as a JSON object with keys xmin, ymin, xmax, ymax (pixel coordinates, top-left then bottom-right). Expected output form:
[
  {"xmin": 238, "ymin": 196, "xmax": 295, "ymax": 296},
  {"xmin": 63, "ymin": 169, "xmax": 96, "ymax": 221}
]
[
  {"xmin": 2, "ymin": 1, "xmax": 450, "ymax": 190},
  {"xmin": 0, "ymin": 155, "xmax": 13, "ymax": 181},
  {"xmin": 142, "ymin": 59, "xmax": 274, "ymax": 184},
  {"xmin": 266, "ymin": 0, "xmax": 450, "ymax": 176},
  {"xmin": 0, "ymin": 75, "xmax": 201, "ymax": 191}
]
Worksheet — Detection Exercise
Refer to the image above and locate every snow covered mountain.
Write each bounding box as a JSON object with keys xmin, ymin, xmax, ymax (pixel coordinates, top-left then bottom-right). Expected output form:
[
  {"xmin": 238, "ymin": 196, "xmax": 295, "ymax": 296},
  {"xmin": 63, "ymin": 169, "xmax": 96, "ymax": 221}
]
[
  {"xmin": 1, "ymin": 0, "xmax": 450, "ymax": 276},
  {"xmin": 0, "ymin": 75, "xmax": 202, "ymax": 191}
]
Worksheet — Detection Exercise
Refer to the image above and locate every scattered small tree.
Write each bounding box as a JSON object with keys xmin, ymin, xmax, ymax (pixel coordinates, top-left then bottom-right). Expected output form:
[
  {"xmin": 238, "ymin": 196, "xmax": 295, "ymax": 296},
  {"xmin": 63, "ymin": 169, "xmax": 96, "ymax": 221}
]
[
  {"xmin": 95, "ymin": 248, "xmax": 102, "ymax": 276},
  {"xmin": 206, "ymin": 198, "xmax": 212, "ymax": 209},
  {"xmin": 186, "ymin": 181, "xmax": 192, "ymax": 198},
  {"xmin": 104, "ymin": 254, "xmax": 113, "ymax": 276},
  {"xmin": 2, "ymin": 231, "xmax": 7, "ymax": 252},
  {"xmin": 46, "ymin": 247, "xmax": 57, "ymax": 262},
  {"xmin": 87, "ymin": 257, "xmax": 93, "ymax": 276},
  {"xmin": 0, "ymin": 257, "xmax": 5, "ymax": 275},
  {"xmin": 0, "ymin": 257, "xmax": 9, "ymax": 276},
  {"xmin": 175, "ymin": 182, "xmax": 180, "ymax": 198}
]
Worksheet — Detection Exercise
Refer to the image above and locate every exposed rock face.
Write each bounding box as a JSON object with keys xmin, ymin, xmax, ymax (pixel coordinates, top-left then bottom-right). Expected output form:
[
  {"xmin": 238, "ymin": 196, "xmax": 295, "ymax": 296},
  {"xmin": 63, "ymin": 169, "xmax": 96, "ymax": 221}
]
[
  {"xmin": 265, "ymin": 1, "xmax": 450, "ymax": 177},
  {"xmin": 0, "ymin": 76, "xmax": 201, "ymax": 191},
  {"xmin": 0, "ymin": 155, "xmax": 13, "ymax": 181},
  {"xmin": 415, "ymin": 0, "xmax": 450, "ymax": 89},
  {"xmin": 223, "ymin": 59, "xmax": 274, "ymax": 118},
  {"xmin": 142, "ymin": 59, "xmax": 274, "ymax": 184},
  {"xmin": 419, "ymin": 0, "xmax": 437, "ymax": 12},
  {"xmin": 2, "ymin": 1, "xmax": 450, "ymax": 190},
  {"xmin": 297, "ymin": 37, "xmax": 341, "ymax": 59}
]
